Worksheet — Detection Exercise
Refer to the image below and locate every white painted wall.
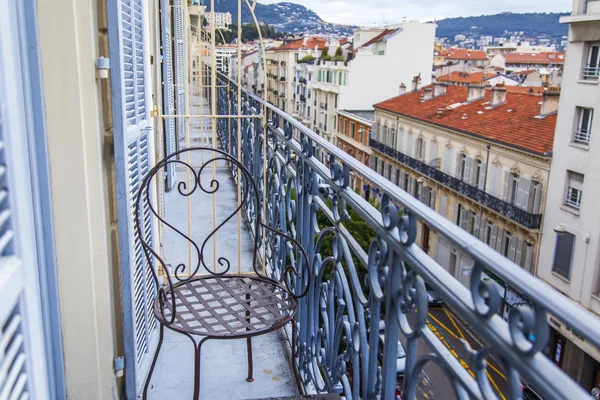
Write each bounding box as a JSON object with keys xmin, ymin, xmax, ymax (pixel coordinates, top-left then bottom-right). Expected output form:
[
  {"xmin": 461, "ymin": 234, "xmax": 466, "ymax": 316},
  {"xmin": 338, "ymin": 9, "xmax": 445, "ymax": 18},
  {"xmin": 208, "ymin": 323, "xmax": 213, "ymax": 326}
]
[
  {"xmin": 339, "ymin": 21, "xmax": 437, "ymax": 110},
  {"xmin": 538, "ymin": 33, "xmax": 600, "ymax": 317}
]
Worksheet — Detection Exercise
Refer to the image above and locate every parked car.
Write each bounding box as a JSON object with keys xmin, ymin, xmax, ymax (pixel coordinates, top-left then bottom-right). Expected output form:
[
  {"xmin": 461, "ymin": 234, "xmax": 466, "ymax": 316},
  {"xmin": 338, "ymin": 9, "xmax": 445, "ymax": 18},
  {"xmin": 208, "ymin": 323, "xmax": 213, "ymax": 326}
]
[
  {"xmin": 425, "ymin": 282, "xmax": 444, "ymax": 307},
  {"xmin": 378, "ymin": 334, "xmax": 407, "ymax": 376}
]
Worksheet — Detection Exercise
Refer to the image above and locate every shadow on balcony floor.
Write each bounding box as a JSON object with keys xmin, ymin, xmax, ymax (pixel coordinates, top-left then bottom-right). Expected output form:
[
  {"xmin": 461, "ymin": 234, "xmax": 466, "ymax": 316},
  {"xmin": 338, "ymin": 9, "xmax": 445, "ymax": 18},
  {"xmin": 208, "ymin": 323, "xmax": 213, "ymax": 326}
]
[{"xmin": 146, "ymin": 99, "xmax": 299, "ymax": 399}]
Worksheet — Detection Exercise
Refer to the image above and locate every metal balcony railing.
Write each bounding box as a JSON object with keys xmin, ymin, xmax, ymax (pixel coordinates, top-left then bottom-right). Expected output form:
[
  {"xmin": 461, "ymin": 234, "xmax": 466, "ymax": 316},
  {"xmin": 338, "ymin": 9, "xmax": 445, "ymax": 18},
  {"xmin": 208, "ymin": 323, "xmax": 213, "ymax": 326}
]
[
  {"xmin": 573, "ymin": 128, "xmax": 591, "ymax": 144},
  {"xmin": 370, "ymin": 139, "xmax": 543, "ymax": 230},
  {"xmin": 583, "ymin": 65, "xmax": 600, "ymax": 79},
  {"xmin": 212, "ymin": 72, "xmax": 600, "ymax": 400}
]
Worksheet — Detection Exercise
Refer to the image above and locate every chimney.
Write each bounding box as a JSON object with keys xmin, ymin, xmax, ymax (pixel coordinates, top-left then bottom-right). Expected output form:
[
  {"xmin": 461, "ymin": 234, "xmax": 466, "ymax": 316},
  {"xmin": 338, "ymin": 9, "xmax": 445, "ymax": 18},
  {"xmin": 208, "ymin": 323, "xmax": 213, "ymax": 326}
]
[
  {"xmin": 540, "ymin": 89, "xmax": 560, "ymax": 116},
  {"xmin": 411, "ymin": 74, "xmax": 422, "ymax": 92},
  {"xmin": 423, "ymin": 87, "xmax": 433, "ymax": 101},
  {"xmin": 491, "ymin": 86, "xmax": 506, "ymax": 106},
  {"xmin": 433, "ymin": 82, "xmax": 447, "ymax": 97},
  {"xmin": 467, "ymin": 84, "xmax": 486, "ymax": 102},
  {"xmin": 399, "ymin": 83, "xmax": 407, "ymax": 96}
]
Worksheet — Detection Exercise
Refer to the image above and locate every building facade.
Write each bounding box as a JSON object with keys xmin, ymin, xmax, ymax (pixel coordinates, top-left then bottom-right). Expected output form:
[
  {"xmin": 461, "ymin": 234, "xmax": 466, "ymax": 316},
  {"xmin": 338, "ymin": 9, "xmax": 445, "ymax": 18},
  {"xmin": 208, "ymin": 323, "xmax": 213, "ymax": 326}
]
[
  {"xmin": 370, "ymin": 83, "xmax": 557, "ymax": 312},
  {"xmin": 310, "ymin": 21, "xmax": 436, "ymax": 147},
  {"xmin": 537, "ymin": 0, "xmax": 600, "ymax": 391},
  {"xmin": 206, "ymin": 11, "xmax": 232, "ymax": 29},
  {"xmin": 336, "ymin": 110, "xmax": 374, "ymax": 194},
  {"xmin": 265, "ymin": 36, "xmax": 328, "ymax": 113}
]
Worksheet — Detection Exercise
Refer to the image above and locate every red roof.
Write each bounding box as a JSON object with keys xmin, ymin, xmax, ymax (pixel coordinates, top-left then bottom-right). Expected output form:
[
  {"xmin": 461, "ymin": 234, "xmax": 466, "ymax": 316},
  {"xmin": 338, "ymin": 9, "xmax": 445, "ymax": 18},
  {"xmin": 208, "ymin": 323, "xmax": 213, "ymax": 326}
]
[
  {"xmin": 361, "ymin": 29, "xmax": 399, "ymax": 48},
  {"xmin": 374, "ymin": 85, "xmax": 557, "ymax": 155},
  {"xmin": 340, "ymin": 38, "xmax": 349, "ymax": 45},
  {"xmin": 272, "ymin": 37, "xmax": 327, "ymax": 51},
  {"xmin": 436, "ymin": 71, "xmax": 494, "ymax": 84},
  {"xmin": 439, "ymin": 48, "xmax": 488, "ymax": 61},
  {"xmin": 503, "ymin": 52, "xmax": 565, "ymax": 65}
]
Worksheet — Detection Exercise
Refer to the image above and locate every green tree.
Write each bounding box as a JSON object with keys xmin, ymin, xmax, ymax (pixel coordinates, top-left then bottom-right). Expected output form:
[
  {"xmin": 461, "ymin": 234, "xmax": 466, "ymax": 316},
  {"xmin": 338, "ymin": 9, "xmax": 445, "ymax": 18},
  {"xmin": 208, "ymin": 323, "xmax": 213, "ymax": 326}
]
[{"xmin": 321, "ymin": 46, "xmax": 332, "ymax": 61}]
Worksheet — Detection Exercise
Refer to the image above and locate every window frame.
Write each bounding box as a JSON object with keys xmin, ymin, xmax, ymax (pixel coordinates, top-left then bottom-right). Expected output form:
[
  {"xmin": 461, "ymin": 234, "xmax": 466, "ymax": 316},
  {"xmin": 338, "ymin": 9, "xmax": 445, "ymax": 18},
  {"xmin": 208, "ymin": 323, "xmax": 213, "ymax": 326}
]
[
  {"xmin": 551, "ymin": 232, "xmax": 575, "ymax": 280},
  {"xmin": 573, "ymin": 107, "xmax": 593, "ymax": 145}
]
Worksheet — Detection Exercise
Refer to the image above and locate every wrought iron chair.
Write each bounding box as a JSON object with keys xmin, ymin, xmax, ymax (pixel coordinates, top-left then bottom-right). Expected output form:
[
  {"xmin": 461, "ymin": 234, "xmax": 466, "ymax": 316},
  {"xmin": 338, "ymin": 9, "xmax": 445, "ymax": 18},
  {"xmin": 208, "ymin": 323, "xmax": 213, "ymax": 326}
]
[{"xmin": 135, "ymin": 147, "xmax": 310, "ymax": 400}]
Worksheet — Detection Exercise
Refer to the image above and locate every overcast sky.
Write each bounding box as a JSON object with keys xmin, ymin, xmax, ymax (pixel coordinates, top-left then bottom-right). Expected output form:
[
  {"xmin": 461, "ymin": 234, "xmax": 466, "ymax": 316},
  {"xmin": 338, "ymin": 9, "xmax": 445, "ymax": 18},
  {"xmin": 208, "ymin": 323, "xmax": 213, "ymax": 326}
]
[{"xmin": 259, "ymin": 0, "xmax": 572, "ymax": 25}]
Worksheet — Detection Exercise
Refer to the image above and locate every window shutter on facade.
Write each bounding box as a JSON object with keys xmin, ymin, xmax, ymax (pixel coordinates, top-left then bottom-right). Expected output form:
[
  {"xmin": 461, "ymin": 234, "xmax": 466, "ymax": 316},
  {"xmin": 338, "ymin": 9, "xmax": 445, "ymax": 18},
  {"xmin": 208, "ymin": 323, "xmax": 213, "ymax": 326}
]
[
  {"xmin": 478, "ymin": 162, "xmax": 486, "ymax": 190},
  {"xmin": 502, "ymin": 171, "xmax": 510, "ymax": 201},
  {"xmin": 489, "ymin": 165, "xmax": 499, "ymax": 196},
  {"xmin": 108, "ymin": 0, "xmax": 158, "ymax": 397},
  {"xmin": 515, "ymin": 239, "xmax": 524, "ymax": 267},
  {"xmin": 495, "ymin": 228, "xmax": 504, "ymax": 252},
  {"xmin": 429, "ymin": 189, "xmax": 436, "ymax": 209},
  {"xmin": 0, "ymin": 11, "xmax": 54, "ymax": 396},
  {"xmin": 473, "ymin": 215, "xmax": 481, "ymax": 240},
  {"xmin": 455, "ymin": 155, "xmax": 462, "ymax": 179},
  {"xmin": 399, "ymin": 170, "xmax": 406, "ymax": 189},
  {"xmin": 508, "ymin": 235, "xmax": 517, "ymax": 261},
  {"xmin": 397, "ymin": 130, "xmax": 404, "ymax": 152},
  {"xmin": 444, "ymin": 147, "xmax": 452, "ymax": 174},
  {"xmin": 440, "ymin": 195, "xmax": 448, "ymax": 217},
  {"xmin": 391, "ymin": 167, "xmax": 397, "ymax": 184},
  {"xmin": 532, "ymin": 182, "xmax": 543, "ymax": 214},
  {"xmin": 406, "ymin": 134, "xmax": 414, "ymax": 157},
  {"xmin": 524, "ymin": 245, "xmax": 534, "ymax": 272},
  {"xmin": 430, "ymin": 141, "xmax": 438, "ymax": 162},
  {"xmin": 489, "ymin": 225, "xmax": 498, "ymax": 248}
]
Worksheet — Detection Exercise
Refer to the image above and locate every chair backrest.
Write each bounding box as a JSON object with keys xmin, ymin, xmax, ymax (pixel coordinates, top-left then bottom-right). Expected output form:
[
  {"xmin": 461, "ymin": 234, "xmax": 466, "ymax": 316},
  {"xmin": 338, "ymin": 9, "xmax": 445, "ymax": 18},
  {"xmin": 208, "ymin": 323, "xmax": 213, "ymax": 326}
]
[{"xmin": 134, "ymin": 147, "xmax": 309, "ymax": 325}]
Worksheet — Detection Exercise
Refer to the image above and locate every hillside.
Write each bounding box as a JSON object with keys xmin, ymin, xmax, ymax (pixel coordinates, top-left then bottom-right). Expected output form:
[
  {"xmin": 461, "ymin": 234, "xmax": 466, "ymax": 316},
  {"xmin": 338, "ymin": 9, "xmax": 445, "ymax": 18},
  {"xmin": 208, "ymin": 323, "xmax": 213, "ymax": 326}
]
[
  {"xmin": 206, "ymin": 0, "xmax": 354, "ymax": 35},
  {"xmin": 434, "ymin": 12, "xmax": 569, "ymax": 40}
]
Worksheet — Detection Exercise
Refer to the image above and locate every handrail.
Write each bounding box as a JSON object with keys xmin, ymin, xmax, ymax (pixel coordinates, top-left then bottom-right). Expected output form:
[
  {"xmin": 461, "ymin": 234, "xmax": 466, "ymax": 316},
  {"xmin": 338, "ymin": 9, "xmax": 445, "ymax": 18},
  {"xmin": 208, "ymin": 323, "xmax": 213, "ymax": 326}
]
[{"xmin": 212, "ymin": 69, "xmax": 600, "ymax": 400}]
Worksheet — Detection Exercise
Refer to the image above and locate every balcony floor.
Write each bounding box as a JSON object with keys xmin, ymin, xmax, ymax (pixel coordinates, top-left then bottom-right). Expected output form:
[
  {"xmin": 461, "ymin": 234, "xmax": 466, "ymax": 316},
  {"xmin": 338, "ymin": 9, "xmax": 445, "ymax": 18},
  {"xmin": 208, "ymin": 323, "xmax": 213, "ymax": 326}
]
[{"xmin": 146, "ymin": 96, "xmax": 300, "ymax": 399}]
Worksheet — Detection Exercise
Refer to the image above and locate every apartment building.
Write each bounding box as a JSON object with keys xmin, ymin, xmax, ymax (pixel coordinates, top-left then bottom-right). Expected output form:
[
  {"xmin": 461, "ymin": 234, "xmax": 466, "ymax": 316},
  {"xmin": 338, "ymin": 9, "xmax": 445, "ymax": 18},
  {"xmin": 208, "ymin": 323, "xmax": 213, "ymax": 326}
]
[
  {"xmin": 489, "ymin": 51, "xmax": 566, "ymax": 72},
  {"xmin": 229, "ymin": 49, "xmax": 264, "ymax": 97},
  {"xmin": 370, "ymin": 83, "xmax": 557, "ymax": 316},
  {"xmin": 310, "ymin": 21, "xmax": 436, "ymax": 147},
  {"xmin": 537, "ymin": 0, "xmax": 600, "ymax": 391},
  {"xmin": 215, "ymin": 44, "xmax": 238, "ymax": 74},
  {"xmin": 265, "ymin": 36, "xmax": 328, "ymax": 113},
  {"xmin": 433, "ymin": 47, "xmax": 489, "ymax": 67},
  {"xmin": 336, "ymin": 110, "xmax": 374, "ymax": 194},
  {"xmin": 206, "ymin": 11, "xmax": 232, "ymax": 29}
]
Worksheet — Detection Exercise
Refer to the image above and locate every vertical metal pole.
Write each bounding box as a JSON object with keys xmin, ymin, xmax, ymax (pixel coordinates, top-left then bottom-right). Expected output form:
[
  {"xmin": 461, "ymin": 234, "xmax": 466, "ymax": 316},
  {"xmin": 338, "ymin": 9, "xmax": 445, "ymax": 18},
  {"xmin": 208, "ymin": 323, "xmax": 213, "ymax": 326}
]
[
  {"xmin": 210, "ymin": 0, "xmax": 217, "ymax": 272},
  {"xmin": 237, "ymin": 0, "xmax": 242, "ymax": 274},
  {"xmin": 184, "ymin": 2, "xmax": 193, "ymax": 276}
]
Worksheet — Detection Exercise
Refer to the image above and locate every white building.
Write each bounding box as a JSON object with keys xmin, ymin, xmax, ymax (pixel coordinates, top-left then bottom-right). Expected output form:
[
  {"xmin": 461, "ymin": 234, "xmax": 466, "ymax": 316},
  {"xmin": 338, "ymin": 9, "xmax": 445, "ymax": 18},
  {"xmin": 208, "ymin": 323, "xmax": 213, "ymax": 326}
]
[
  {"xmin": 537, "ymin": 0, "xmax": 600, "ymax": 392},
  {"xmin": 310, "ymin": 21, "xmax": 437, "ymax": 145},
  {"xmin": 229, "ymin": 49, "xmax": 265, "ymax": 97},
  {"xmin": 215, "ymin": 44, "xmax": 237, "ymax": 74},
  {"xmin": 206, "ymin": 11, "xmax": 232, "ymax": 29}
]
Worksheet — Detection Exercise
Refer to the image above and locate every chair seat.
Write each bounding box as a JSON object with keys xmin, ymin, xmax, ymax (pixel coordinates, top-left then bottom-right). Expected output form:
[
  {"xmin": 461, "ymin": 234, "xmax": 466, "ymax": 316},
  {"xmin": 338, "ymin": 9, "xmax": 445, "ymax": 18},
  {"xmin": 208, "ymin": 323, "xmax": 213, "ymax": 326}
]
[{"xmin": 154, "ymin": 275, "xmax": 297, "ymax": 338}]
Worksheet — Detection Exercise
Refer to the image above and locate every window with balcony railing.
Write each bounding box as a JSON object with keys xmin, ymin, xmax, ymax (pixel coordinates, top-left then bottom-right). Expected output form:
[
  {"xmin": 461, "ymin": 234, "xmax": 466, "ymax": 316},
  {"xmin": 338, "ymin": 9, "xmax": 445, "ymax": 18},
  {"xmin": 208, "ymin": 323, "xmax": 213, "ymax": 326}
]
[
  {"xmin": 583, "ymin": 44, "xmax": 600, "ymax": 79},
  {"xmin": 573, "ymin": 107, "xmax": 593, "ymax": 144},
  {"xmin": 566, "ymin": 171, "xmax": 584, "ymax": 209}
]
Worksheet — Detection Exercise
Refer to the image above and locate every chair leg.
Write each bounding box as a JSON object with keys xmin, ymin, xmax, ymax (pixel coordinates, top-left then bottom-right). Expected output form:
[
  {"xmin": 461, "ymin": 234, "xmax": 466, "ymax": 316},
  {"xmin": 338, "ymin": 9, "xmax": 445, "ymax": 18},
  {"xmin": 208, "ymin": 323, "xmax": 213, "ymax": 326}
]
[
  {"xmin": 193, "ymin": 337, "xmax": 209, "ymax": 400},
  {"xmin": 245, "ymin": 289, "xmax": 254, "ymax": 383},
  {"xmin": 246, "ymin": 337, "xmax": 254, "ymax": 382},
  {"xmin": 143, "ymin": 324, "xmax": 165, "ymax": 400}
]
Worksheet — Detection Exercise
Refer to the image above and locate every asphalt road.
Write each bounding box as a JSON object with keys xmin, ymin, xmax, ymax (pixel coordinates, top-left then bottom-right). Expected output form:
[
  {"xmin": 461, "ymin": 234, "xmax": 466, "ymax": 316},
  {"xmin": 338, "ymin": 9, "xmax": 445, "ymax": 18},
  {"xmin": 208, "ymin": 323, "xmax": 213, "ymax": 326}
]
[{"xmin": 405, "ymin": 306, "xmax": 509, "ymax": 400}]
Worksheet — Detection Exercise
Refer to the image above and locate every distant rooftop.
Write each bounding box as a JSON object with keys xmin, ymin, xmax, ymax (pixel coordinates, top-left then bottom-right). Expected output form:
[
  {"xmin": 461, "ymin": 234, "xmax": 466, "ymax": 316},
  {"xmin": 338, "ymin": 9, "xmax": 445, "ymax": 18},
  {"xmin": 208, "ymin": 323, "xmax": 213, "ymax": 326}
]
[
  {"xmin": 339, "ymin": 109, "xmax": 375, "ymax": 123},
  {"xmin": 374, "ymin": 85, "xmax": 557, "ymax": 156}
]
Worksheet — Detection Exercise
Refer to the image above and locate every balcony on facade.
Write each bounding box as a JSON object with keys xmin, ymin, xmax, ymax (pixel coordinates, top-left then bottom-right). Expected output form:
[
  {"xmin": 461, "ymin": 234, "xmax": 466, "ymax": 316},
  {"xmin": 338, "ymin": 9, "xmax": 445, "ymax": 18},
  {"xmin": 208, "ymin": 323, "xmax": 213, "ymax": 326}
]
[{"xmin": 369, "ymin": 138, "xmax": 543, "ymax": 230}]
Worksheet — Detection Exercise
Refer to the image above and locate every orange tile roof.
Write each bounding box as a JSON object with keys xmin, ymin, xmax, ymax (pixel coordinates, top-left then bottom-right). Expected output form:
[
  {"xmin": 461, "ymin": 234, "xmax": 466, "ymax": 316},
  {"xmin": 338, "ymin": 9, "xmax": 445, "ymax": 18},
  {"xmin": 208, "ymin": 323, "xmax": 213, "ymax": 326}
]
[
  {"xmin": 503, "ymin": 52, "xmax": 565, "ymax": 65},
  {"xmin": 436, "ymin": 71, "xmax": 494, "ymax": 84},
  {"xmin": 440, "ymin": 48, "xmax": 488, "ymax": 61},
  {"xmin": 272, "ymin": 37, "xmax": 327, "ymax": 51},
  {"xmin": 361, "ymin": 29, "xmax": 400, "ymax": 48},
  {"xmin": 373, "ymin": 85, "xmax": 557, "ymax": 155},
  {"xmin": 340, "ymin": 38, "xmax": 349, "ymax": 45}
]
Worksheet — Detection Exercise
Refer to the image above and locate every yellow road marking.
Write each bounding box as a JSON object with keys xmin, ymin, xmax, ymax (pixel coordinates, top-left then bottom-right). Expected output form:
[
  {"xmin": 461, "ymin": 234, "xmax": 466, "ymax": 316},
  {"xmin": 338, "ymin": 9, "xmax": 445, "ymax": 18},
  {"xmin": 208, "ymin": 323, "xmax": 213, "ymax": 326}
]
[
  {"xmin": 487, "ymin": 370, "xmax": 507, "ymax": 400},
  {"xmin": 428, "ymin": 313, "xmax": 461, "ymax": 341},
  {"xmin": 444, "ymin": 308, "xmax": 465, "ymax": 339}
]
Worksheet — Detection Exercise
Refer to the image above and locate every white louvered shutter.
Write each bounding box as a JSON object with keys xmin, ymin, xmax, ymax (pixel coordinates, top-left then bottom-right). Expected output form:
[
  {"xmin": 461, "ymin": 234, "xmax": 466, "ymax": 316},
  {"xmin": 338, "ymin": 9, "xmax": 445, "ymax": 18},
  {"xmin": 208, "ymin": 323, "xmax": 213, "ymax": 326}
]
[
  {"xmin": 524, "ymin": 245, "xmax": 534, "ymax": 272},
  {"xmin": 496, "ymin": 228, "xmax": 504, "ymax": 252},
  {"xmin": 521, "ymin": 178, "xmax": 531, "ymax": 212},
  {"xmin": 174, "ymin": 0, "xmax": 186, "ymax": 143},
  {"xmin": 439, "ymin": 195, "xmax": 448, "ymax": 217},
  {"xmin": 473, "ymin": 215, "xmax": 481, "ymax": 239},
  {"xmin": 532, "ymin": 182, "xmax": 543, "ymax": 214},
  {"xmin": 429, "ymin": 189, "xmax": 436, "ymax": 209},
  {"xmin": 444, "ymin": 147, "xmax": 452, "ymax": 174},
  {"xmin": 109, "ymin": 0, "xmax": 158, "ymax": 397},
  {"xmin": 430, "ymin": 141, "xmax": 438, "ymax": 162},
  {"xmin": 489, "ymin": 165, "xmax": 499, "ymax": 196},
  {"xmin": 0, "ymin": 15, "xmax": 51, "ymax": 396},
  {"xmin": 478, "ymin": 161, "xmax": 486, "ymax": 190},
  {"xmin": 515, "ymin": 239, "xmax": 524, "ymax": 267},
  {"xmin": 455, "ymin": 155, "xmax": 462, "ymax": 179},
  {"xmin": 489, "ymin": 225, "xmax": 498, "ymax": 248},
  {"xmin": 161, "ymin": 0, "xmax": 177, "ymax": 190},
  {"xmin": 397, "ymin": 130, "xmax": 404, "ymax": 152},
  {"xmin": 508, "ymin": 235, "xmax": 517, "ymax": 261},
  {"xmin": 406, "ymin": 134, "xmax": 414, "ymax": 157},
  {"xmin": 502, "ymin": 171, "xmax": 510, "ymax": 201}
]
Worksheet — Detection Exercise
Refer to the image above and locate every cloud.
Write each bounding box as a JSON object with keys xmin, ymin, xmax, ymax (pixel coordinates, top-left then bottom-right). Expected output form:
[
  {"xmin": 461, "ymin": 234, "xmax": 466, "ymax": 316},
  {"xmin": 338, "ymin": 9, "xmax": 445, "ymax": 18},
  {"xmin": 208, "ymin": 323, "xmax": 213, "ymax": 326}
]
[{"xmin": 260, "ymin": 0, "xmax": 572, "ymax": 25}]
